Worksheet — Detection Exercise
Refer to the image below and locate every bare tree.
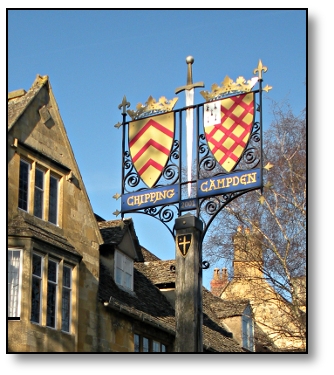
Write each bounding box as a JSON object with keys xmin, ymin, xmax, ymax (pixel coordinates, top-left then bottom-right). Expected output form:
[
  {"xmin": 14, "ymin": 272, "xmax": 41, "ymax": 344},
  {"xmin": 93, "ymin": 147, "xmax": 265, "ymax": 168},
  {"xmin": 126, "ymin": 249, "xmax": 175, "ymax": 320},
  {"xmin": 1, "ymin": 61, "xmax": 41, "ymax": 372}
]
[{"xmin": 203, "ymin": 100, "xmax": 306, "ymax": 350}]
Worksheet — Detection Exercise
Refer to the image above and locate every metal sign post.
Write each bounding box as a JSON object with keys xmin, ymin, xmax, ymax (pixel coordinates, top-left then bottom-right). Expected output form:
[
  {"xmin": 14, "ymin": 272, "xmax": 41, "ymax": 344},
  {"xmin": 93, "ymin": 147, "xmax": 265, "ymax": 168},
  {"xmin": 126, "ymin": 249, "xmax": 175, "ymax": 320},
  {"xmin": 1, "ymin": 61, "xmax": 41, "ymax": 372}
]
[{"xmin": 114, "ymin": 57, "xmax": 271, "ymax": 352}]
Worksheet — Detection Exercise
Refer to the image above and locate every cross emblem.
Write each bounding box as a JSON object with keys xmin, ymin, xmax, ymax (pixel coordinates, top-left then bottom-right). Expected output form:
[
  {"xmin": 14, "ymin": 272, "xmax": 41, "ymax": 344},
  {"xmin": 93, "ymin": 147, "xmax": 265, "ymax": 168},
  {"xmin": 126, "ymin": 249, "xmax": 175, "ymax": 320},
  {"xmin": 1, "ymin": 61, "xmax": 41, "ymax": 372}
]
[{"xmin": 177, "ymin": 234, "xmax": 192, "ymax": 257}]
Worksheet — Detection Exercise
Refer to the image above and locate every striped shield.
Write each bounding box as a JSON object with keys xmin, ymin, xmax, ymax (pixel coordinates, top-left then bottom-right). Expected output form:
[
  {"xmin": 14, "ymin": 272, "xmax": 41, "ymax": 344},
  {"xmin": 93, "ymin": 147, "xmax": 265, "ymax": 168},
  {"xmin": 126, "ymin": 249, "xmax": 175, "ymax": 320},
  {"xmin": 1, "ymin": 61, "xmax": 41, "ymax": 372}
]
[
  {"xmin": 128, "ymin": 112, "xmax": 175, "ymax": 188},
  {"xmin": 203, "ymin": 93, "xmax": 254, "ymax": 172}
]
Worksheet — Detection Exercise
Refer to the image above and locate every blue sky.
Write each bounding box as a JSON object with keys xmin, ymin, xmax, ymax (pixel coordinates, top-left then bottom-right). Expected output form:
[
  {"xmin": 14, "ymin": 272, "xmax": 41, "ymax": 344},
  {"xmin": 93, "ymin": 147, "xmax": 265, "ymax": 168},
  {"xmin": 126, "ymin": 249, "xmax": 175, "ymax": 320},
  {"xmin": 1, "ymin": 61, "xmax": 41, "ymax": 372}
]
[{"xmin": 7, "ymin": 9, "xmax": 306, "ymax": 291}]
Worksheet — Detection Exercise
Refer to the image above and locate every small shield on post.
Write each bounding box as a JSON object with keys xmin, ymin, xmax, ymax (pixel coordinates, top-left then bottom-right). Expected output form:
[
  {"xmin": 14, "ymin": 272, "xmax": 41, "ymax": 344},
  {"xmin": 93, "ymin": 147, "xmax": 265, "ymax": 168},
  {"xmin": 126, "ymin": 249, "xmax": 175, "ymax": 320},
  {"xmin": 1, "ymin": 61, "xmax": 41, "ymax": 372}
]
[{"xmin": 177, "ymin": 234, "xmax": 192, "ymax": 257}]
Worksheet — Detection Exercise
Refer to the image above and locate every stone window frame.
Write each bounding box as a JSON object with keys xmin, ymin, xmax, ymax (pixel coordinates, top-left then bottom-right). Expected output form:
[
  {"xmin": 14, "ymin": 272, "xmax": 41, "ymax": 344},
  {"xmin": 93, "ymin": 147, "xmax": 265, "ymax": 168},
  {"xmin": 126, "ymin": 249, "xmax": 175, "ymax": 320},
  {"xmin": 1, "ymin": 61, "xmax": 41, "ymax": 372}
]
[
  {"xmin": 18, "ymin": 150, "xmax": 63, "ymax": 227},
  {"xmin": 30, "ymin": 250, "xmax": 75, "ymax": 334}
]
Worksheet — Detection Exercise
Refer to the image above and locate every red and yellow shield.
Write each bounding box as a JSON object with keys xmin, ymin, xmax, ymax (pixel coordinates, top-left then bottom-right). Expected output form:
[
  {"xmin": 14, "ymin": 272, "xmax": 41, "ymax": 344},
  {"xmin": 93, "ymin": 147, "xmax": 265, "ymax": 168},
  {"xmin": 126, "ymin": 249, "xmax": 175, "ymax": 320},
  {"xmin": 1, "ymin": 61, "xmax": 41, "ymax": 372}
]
[
  {"xmin": 129, "ymin": 112, "xmax": 174, "ymax": 188},
  {"xmin": 203, "ymin": 93, "xmax": 254, "ymax": 172}
]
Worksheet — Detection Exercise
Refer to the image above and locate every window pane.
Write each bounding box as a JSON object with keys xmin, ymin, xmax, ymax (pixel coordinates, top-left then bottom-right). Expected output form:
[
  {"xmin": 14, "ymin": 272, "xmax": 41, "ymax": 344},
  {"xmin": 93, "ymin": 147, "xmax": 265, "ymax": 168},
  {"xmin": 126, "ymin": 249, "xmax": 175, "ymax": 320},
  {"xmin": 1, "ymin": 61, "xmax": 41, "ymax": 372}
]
[
  {"xmin": 242, "ymin": 315, "xmax": 254, "ymax": 351},
  {"xmin": 161, "ymin": 344, "xmax": 166, "ymax": 352},
  {"xmin": 115, "ymin": 268, "xmax": 122, "ymax": 285},
  {"xmin": 124, "ymin": 257, "xmax": 132, "ymax": 273},
  {"xmin": 143, "ymin": 337, "xmax": 149, "ymax": 352},
  {"xmin": 114, "ymin": 251, "xmax": 133, "ymax": 291},
  {"xmin": 47, "ymin": 260, "xmax": 58, "ymax": 328},
  {"xmin": 134, "ymin": 334, "xmax": 140, "ymax": 352},
  {"xmin": 18, "ymin": 160, "xmax": 29, "ymax": 211},
  {"xmin": 48, "ymin": 260, "xmax": 57, "ymax": 282},
  {"xmin": 35, "ymin": 169, "xmax": 44, "ymax": 188},
  {"xmin": 31, "ymin": 277, "xmax": 41, "ymax": 323},
  {"xmin": 32, "ymin": 254, "xmax": 42, "ymax": 277},
  {"xmin": 61, "ymin": 289, "xmax": 70, "ymax": 332},
  {"xmin": 31, "ymin": 254, "xmax": 42, "ymax": 324},
  {"xmin": 116, "ymin": 252, "xmax": 123, "ymax": 268},
  {"xmin": 34, "ymin": 190, "xmax": 43, "ymax": 218},
  {"xmin": 49, "ymin": 175, "xmax": 58, "ymax": 224},
  {"xmin": 34, "ymin": 169, "xmax": 44, "ymax": 219},
  {"xmin": 125, "ymin": 273, "xmax": 132, "ymax": 289},
  {"xmin": 8, "ymin": 250, "xmax": 21, "ymax": 317},
  {"xmin": 153, "ymin": 341, "xmax": 160, "ymax": 352},
  {"xmin": 47, "ymin": 283, "xmax": 57, "ymax": 328},
  {"xmin": 63, "ymin": 266, "xmax": 71, "ymax": 288},
  {"xmin": 62, "ymin": 266, "xmax": 72, "ymax": 332}
]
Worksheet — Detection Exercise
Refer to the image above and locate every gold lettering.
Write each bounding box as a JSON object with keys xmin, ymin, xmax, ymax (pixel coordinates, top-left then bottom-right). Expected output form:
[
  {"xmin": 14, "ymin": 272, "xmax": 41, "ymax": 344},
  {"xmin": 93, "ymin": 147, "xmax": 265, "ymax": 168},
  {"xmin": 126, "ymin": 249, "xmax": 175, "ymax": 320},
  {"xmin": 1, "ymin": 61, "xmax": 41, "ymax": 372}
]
[
  {"xmin": 157, "ymin": 191, "xmax": 167, "ymax": 202},
  {"xmin": 167, "ymin": 189, "xmax": 175, "ymax": 199},
  {"xmin": 216, "ymin": 178, "xmax": 225, "ymax": 189},
  {"xmin": 200, "ymin": 181, "xmax": 208, "ymax": 192},
  {"xmin": 209, "ymin": 179, "xmax": 216, "ymax": 191},
  {"xmin": 150, "ymin": 192, "xmax": 156, "ymax": 203},
  {"xmin": 226, "ymin": 177, "xmax": 232, "ymax": 187},
  {"xmin": 127, "ymin": 196, "xmax": 134, "ymax": 206},
  {"xmin": 232, "ymin": 176, "xmax": 239, "ymax": 186},
  {"xmin": 240, "ymin": 175, "xmax": 247, "ymax": 185},
  {"xmin": 134, "ymin": 195, "xmax": 142, "ymax": 206},
  {"xmin": 247, "ymin": 172, "xmax": 256, "ymax": 184}
]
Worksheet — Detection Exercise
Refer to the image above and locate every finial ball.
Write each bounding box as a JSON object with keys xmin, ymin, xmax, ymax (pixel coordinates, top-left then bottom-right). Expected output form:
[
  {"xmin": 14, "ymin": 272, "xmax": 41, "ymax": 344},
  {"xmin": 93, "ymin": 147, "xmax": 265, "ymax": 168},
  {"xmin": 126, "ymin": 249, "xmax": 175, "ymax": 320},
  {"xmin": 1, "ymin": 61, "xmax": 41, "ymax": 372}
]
[{"xmin": 186, "ymin": 56, "xmax": 194, "ymax": 64}]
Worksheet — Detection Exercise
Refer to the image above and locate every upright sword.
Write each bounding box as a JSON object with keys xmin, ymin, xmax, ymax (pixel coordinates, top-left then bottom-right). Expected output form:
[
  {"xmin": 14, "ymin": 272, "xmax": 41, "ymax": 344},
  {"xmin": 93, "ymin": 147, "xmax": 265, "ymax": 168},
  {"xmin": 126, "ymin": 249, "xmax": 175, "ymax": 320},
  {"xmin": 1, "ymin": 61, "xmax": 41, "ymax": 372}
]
[{"xmin": 175, "ymin": 56, "xmax": 204, "ymax": 197}]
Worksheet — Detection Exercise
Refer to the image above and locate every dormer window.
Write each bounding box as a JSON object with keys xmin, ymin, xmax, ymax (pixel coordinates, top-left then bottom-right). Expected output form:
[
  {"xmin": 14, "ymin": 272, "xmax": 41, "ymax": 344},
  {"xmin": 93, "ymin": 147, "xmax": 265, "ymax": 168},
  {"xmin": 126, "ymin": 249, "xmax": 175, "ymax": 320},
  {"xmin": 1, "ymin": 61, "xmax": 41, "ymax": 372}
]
[{"xmin": 114, "ymin": 250, "xmax": 134, "ymax": 291}]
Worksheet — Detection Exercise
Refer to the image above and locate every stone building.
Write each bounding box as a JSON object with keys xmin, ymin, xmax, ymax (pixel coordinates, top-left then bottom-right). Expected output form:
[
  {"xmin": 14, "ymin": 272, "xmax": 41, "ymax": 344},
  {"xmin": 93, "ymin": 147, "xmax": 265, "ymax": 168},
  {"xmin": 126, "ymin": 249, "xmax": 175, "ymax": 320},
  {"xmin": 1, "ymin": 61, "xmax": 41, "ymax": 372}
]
[
  {"xmin": 8, "ymin": 75, "xmax": 264, "ymax": 353},
  {"xmin": 8, "ymin": 75, "xmax": 104, "ymax": 352}
]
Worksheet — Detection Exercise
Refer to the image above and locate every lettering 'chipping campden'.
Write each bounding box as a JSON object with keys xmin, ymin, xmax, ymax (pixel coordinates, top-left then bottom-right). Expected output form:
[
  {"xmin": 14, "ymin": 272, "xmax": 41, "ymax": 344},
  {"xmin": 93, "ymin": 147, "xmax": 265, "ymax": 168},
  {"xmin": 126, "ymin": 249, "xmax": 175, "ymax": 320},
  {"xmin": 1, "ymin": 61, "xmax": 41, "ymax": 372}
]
[
  {"xmin": 127, "ymin": 188, "xmax": 176, "ymax": 207},
  {"xmin": 200, "ymin": 172, "xmax": 257, "ymax": 193}
]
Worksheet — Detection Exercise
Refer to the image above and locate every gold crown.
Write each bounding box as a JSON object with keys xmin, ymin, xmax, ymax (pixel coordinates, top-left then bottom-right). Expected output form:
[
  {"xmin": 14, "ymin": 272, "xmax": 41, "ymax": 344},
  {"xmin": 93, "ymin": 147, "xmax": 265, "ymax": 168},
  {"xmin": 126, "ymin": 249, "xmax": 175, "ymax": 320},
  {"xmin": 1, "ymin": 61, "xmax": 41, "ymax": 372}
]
[
  {"xmin": 200, "ymin": 75, "xmax": 259, "ymax": 101},
  {"xmin": 127, "ymin": 95, "xmax": 178, "ymax": 120}
]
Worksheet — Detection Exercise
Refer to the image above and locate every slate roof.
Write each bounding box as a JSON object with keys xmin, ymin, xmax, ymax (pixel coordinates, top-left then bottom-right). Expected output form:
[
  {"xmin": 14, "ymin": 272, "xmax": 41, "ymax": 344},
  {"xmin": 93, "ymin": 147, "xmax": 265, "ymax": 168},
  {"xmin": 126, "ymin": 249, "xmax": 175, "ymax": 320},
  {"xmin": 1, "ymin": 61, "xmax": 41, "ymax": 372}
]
[
  {"xmin": 99, "ymin": 218, "xmax": 144, "ymax": 262},
  {"xmin": 98, "ymin": 262, "xmax": 176, "ymax": 334},
  {"xmin": 98, "ymin": 219, "xmax": 245, "ymax": 353},
  {"xmin": 209, "ymin": 298, "xmax": 250, "ymax": 319},
  {"xmin": 135, "ymin": 260, "xmax": 176, "ymax": 285},
  {"xmin": 99, "ymin": 218, "xmax": 132, "ymax": 245}
]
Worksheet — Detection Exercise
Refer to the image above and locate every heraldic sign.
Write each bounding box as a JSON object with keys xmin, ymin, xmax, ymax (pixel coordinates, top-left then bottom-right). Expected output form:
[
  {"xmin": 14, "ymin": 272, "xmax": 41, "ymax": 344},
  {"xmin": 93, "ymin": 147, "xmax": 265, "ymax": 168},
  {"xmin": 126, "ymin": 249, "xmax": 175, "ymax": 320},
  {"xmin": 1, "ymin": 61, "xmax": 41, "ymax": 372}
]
[{"xmin": 114, "ymin": 57, "xmax": 272, "ymax": 240}]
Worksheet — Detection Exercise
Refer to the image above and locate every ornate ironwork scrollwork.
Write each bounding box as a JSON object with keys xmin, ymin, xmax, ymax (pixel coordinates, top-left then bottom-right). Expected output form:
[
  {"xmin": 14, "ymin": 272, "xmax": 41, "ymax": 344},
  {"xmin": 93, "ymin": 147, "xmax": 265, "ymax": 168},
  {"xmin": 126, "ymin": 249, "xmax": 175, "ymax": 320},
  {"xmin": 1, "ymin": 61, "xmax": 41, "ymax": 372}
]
[
  {"xmin": 139, "ymin": 204, "xmax": 178, "ymax": 238},
  {"xmin": 161, "ymin": 140, "xmax": 180, "ymax": 184},
  {"xmin": 204, "ymin": 197, "xmax": 221, "ymax": 215},
  {"xmin": 198, "ymin": 134, "xmax": 217, "ymax": 175}
]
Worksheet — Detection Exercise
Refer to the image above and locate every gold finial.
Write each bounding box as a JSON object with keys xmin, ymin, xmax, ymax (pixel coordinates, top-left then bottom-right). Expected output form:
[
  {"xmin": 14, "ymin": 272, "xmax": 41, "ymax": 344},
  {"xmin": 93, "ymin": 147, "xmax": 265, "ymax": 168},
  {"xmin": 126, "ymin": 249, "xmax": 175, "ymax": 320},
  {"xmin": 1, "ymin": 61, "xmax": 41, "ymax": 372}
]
[
  {"xmin": 113, "ymin": 193, "xmax": 121, "ymax": 200},
  {"xmin": 113, "ymin": 209, "xmax": 121, "ymax": 217},
  {"xmin": 118, "ymin": 95, "xmax": 130, "ymax": 115},
  {"xmin": 263, "ymin": 84, "xmax": 273, "ymax": 93},
  {"xmin": 253, "ymin": 60, "xmax": 268, "ymax": 81},
  {"xmin": 264, "ymin": 162, "xmax": 273, "ymax": 171}
]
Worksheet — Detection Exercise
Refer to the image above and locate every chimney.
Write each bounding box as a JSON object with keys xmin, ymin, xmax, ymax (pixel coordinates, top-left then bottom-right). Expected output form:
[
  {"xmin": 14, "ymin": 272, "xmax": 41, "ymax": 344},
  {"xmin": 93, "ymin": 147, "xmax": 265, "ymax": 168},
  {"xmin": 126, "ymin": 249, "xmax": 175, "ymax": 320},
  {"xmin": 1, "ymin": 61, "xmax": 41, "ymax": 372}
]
[
  {"xmin": 210, "ymin": 268, "xmax": 229, "ymax": 297},
  {"xmin": 233, "ymin": 226, "xmax": 264, "ymax": 278}
]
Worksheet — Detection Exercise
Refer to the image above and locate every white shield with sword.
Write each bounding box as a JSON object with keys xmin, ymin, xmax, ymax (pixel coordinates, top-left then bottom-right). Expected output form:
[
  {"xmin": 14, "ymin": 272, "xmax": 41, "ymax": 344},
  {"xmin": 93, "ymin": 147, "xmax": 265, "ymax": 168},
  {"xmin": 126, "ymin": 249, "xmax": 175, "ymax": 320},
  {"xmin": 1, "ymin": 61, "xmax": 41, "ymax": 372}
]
[{"xmin": 175, "ymin": 56, "xmax": 204, "ymax": 197}]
